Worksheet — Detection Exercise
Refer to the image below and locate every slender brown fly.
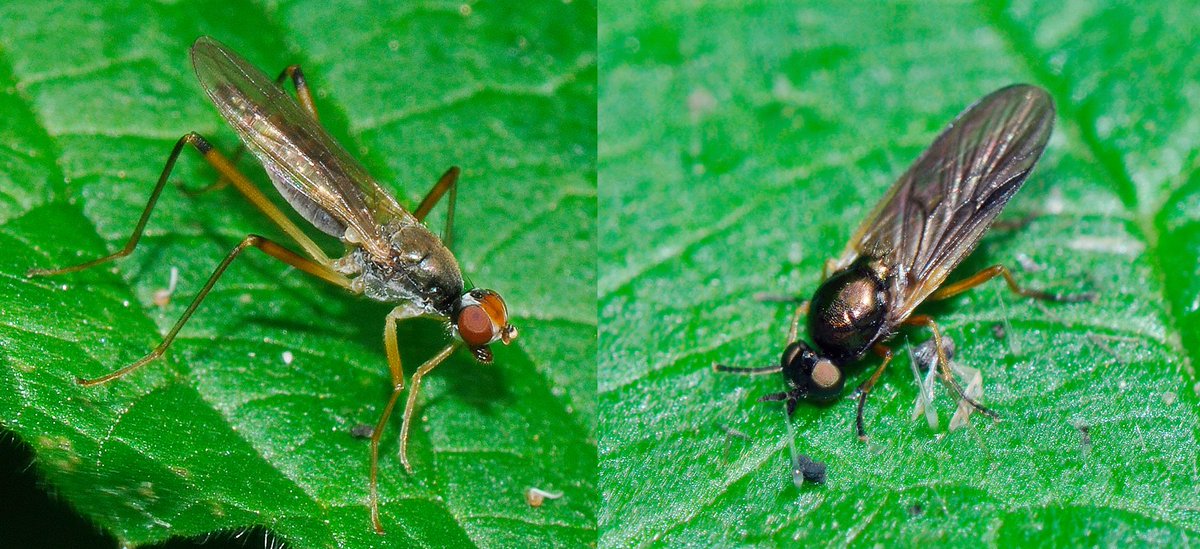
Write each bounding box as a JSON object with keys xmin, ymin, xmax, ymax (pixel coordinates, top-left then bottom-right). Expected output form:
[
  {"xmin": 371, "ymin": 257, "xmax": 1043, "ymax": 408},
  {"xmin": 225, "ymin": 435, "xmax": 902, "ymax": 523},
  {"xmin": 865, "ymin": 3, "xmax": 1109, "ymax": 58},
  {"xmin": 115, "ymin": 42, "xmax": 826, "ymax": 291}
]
[
  {"xmin": 26, "ymin": 36, "xmax": 517, "ymax": 534},
  {"xmin": 716, "ymin": 84, "xmax": 1095, "ymax": 440}
]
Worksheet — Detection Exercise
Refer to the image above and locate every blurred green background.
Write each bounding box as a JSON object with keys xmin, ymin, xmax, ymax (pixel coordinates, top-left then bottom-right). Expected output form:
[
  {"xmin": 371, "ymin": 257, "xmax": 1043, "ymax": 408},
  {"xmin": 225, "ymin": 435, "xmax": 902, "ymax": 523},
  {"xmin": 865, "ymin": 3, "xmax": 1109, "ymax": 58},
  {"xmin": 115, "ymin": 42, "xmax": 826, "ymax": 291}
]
[
  {"xmin": 600, "ymin": 0, "xmax": 1199, "ymax": 546},
  {"xmin": 0, "ymin": 1, "xmax": 596, "ymax": 547}
]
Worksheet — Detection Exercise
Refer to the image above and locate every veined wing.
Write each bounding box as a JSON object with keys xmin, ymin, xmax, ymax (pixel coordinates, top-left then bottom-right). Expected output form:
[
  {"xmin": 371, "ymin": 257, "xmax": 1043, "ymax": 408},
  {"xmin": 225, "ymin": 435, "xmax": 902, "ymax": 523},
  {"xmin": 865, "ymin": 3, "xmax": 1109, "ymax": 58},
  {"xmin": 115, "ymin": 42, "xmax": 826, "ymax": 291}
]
[
  {"xmin": 838, "ymin": 84, "xmax": 1055, "ymax": 321},
  {"xmin": 189, "ymin": 37, "xmax": 413, "ymax": 259}
]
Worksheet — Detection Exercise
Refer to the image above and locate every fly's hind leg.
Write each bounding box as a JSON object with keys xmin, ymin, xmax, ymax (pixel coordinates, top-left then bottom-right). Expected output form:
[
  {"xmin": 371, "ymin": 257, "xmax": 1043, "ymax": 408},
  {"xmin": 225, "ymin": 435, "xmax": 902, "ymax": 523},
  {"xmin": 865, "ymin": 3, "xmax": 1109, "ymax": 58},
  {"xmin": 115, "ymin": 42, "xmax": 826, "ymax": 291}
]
[
  {"xmin": 929, "ymin": 264, "xmax": 1096, "ymax": 303},
  {"xmin": 74, "ymin": 235, "xmax": 348, "ymax": 386},
  {"xmin": 398, "ymin": 343, "xmax": 461, "ymax": 473},
  {"xmin": 905, "ymin": 315, "xmax": 999, "ymax": 420}
]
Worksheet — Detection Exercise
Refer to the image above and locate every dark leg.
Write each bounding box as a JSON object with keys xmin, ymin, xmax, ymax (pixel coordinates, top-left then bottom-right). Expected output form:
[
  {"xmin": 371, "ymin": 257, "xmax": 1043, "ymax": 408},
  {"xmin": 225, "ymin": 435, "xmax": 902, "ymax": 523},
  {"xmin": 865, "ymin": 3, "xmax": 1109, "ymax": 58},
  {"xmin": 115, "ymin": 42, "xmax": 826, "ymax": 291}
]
[
  {"xmin": 369, "ymin": 308, "xmax": 408, "ymax": 535},
  {"xmin": 27, "ymin": 132, "xmax": 338, "ymax": 277},
  {"xmin": 928, "ymin": 264, "xmax": 1095, "ymax": 303},
  {"xmin": 759, "ymin": 391, "xmax": 798, "ymax": 416},
  {"xmin": 75, "ymin": 234, "xmax": 346, "ymax": 386},
  {"xmin": 412, "ymin": 167, "xmax": 461, "ymax": 248},
  {"xmin": 851, "ymin": 344, "xmax": 893, "ymax": 441},
  {"xmin": 904, "ymin": 315, "xmax": 999, "ymax": 420}
]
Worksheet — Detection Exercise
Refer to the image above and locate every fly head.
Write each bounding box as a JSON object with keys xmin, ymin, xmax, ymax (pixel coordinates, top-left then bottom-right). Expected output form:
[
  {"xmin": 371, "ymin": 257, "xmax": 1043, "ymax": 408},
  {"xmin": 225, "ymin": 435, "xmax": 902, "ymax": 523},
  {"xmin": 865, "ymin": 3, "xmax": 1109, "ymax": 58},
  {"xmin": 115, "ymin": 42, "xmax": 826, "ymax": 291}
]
[
  {"xmin": 452, "ymin": 289, "xmax": 518, "ymax": 364},
  {"xmin": 780, "ymin": 340, "xmax": 844, "ymax": 407}
]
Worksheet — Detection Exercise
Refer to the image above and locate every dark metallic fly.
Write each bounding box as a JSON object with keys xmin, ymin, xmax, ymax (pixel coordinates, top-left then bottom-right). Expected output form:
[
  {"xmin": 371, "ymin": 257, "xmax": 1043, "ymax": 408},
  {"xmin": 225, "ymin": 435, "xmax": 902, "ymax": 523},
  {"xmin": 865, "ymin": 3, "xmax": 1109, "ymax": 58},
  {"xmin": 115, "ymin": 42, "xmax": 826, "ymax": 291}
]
[
  {"xmin": 26, "ymin": 37, "xmax": 517, "ymax": 533},
  {"xmin": 716, "ymin": 85, "xmax": 1094, "ymax": 440}
]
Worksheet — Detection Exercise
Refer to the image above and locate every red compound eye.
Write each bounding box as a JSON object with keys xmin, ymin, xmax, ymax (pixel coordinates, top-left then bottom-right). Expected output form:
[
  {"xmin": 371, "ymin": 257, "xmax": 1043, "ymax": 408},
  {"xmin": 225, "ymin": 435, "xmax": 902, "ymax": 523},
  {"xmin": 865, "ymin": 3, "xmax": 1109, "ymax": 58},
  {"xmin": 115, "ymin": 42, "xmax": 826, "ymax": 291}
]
[{"xmin": 457, "ymin": 305, "xmax": 494, "ymax": 347}]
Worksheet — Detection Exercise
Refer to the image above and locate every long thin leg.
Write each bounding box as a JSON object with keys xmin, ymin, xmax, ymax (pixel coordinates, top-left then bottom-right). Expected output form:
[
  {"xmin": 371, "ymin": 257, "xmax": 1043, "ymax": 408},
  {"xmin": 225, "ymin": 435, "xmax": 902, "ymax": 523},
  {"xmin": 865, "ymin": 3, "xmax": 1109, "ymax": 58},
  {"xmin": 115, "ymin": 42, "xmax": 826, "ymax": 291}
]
[
  {"xmin": 929, "ymin": 264, "xmax": 1095, "ymax": 303},
  {"xmin": 369, "ymin": 308, "xmax": 408, "ymax": 535},
  {"xmin": 398, "ymin": 342, "xmax": 461, "ymax": 473},
  {"xmin": 198, "ymin": 65, "xmax": 320, "ymax": 194},
  {"xmin": 851, "ymin": 345, "xmax": 893, "ymax": 440},
  {"xmin": 904, "ymin": 315, "xmax": 998, "ymax": 419},
  {"xmin": 75, "ymin": 235, "xmax": 347, "ymax": 386},
  {"xmin": 412, "ymin": 167, "xmax": 461, "ymax": 247},
  {"xmin": 27, "ymin": 133, "xmax": 337, "ymax": 278}
]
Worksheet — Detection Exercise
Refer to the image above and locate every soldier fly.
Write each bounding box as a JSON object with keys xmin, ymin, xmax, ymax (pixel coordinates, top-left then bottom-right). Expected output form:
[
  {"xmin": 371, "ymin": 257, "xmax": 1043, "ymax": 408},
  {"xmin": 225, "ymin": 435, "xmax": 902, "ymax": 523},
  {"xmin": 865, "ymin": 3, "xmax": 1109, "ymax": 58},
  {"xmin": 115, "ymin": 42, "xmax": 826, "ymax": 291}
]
[
  {"xmin": 26, "ymin": 36, "xmax": 517, "ymax": 534},
  {"xmin": 716, "ymin": 84, "xmax": 1094, "ymax": 440}
]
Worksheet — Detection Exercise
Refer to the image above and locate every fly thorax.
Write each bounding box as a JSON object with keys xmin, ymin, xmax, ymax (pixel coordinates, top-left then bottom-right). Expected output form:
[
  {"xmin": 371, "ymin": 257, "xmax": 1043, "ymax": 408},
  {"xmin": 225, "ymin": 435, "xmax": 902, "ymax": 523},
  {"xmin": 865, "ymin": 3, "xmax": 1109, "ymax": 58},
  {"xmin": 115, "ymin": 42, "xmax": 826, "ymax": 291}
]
[
  {"xmin": 808, "ymin": 258, "xmax": 889, "ymax": 362},
  {"xmin": 355, "ymin": 222, "xmax": 464, "ymax": 316}
]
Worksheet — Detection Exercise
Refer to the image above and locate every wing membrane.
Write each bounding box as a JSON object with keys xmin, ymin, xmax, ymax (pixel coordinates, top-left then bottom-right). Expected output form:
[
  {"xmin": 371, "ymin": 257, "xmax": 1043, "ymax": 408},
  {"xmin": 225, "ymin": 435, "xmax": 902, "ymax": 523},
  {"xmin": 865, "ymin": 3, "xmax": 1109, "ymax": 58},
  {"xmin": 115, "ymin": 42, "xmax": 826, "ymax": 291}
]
[
  {"xmin": 839, "ymin": 85, "xmax": 1055, "ymax": 321},
  {"xmin": 189, "ymin": 37, "xmax": 412, "ymax": 256}
]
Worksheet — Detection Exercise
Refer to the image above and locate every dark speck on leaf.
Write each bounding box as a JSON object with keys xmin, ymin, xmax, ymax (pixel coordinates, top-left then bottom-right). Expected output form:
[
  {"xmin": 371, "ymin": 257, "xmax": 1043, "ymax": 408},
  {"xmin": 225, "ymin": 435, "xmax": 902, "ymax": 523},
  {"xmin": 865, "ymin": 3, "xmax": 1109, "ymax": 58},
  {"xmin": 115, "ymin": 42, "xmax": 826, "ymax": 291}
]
[
  {"xmin": 351, "ymin": 424, "xmax": 374, "ymax": 439},
  {"xmin": 792, "ymin": 454, "xmax": 827, "ymax": 485}
]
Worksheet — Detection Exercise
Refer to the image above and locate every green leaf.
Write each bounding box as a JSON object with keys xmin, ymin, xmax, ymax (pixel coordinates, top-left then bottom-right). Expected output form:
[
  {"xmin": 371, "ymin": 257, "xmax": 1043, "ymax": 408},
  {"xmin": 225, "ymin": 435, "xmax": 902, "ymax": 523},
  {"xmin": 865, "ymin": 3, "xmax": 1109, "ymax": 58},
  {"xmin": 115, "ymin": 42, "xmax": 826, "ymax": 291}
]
[
  {"xmin": 0, "ymin": 1, "xmax": 596, "ymax": 547},
  {"xmin": 600, "ymin": 1, "xmax": 1199, "ymax": 546}
]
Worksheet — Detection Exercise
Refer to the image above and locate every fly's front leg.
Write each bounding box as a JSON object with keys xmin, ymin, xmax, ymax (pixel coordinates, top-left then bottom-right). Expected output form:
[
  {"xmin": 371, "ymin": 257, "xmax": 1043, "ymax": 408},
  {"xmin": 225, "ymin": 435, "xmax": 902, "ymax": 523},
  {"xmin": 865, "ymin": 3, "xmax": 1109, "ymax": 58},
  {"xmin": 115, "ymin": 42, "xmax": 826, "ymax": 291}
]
[
  {"xmin": 398, "ymin": 342, "xmax": 461, "ymax": 473},
  {"xmin": 75, "ymin": 235, "xmax": 348, "ymax": 386},
  {"xmin": 369, "ymin": 307, "xmax": 409, "ymax": 535},
  {"xmin": 851, "ymin": 345, "xmax": 893, "ymax": 441}
]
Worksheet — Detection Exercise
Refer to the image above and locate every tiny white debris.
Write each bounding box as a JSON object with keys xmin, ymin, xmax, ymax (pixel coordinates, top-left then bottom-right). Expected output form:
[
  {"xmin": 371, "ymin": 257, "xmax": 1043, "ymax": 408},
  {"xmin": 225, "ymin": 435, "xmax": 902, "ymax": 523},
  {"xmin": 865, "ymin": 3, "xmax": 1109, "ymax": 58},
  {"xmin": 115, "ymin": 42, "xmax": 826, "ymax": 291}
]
[
  {"xmin": 153, "ymin": 267, "xmax": 180, "ymax": 307},
  {"xmin": 525, "ymin": 487, "xmax": 563, "ymax": 508},
  {"xmin": 282, "ymin": 351, "xmax": 294, "ymax": 366},
  {"xmin": 1045, "ymin": 188, "xmax": 1064, "ymax": 214}
]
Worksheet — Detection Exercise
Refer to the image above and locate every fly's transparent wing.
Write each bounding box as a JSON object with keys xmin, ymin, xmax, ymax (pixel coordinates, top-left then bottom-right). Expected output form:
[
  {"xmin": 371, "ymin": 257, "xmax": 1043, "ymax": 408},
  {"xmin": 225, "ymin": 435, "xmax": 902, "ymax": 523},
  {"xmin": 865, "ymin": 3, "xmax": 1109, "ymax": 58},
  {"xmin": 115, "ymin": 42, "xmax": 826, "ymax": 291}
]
[
  {"xmin": 189, "ymin": 37, "xmax": 413, "ymax": 256},
  {"xmin": 840, "ymin": 84, "xmax": 1055, "ymax": 321}
]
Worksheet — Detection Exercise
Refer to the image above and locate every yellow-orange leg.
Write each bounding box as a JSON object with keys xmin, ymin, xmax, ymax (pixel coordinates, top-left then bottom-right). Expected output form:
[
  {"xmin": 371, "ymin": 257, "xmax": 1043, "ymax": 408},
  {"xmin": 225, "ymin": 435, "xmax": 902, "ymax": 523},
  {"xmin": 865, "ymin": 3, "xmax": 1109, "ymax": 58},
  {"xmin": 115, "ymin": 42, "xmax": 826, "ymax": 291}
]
[
  {"xmin": 851, "ymin": 344, "xmax": 894, "ymax": 441},
  {"xmin": 369, "ymin": 308, "xmax": 409, "ymax": 535},
  {"xmin": 905, "ymin": 314, "xmax": 998, "ymax": 420},
  {"xmin": 27, "ymin": 132, "xmax": 335, "ymax": 277},
  {"xmin": 398, "ymin": 342, "xmax": 461, "ymax": 473},
  {"xmin": 74, "ymin": 235, "xmax": 346, "ymax": 386},
  {"xmin": 929, "ymin": 264, "xmax": 1095, "ymax": 303},
  {"xmin": 369, "ymin": 338, "xmax": 459, "ymax": 535}
]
